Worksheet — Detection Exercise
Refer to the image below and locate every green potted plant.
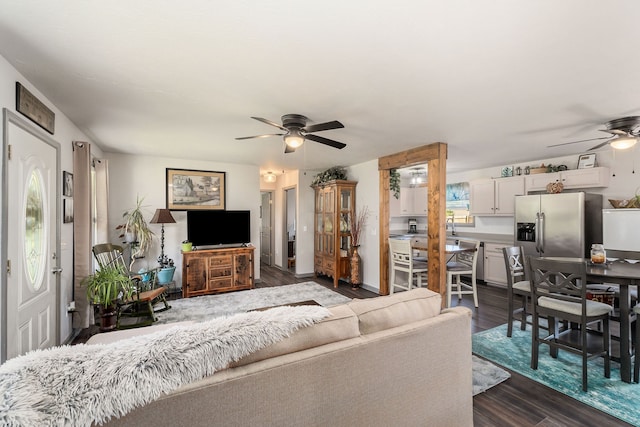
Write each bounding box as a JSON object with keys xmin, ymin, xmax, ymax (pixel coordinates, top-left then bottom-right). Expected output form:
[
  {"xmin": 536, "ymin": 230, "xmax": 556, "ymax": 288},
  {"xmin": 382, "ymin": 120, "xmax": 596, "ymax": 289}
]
[
  {"xmin": 82, "ymin": 266, "xmax": 134, "ymax": 331},
  {"xmin": 116, "ymin": 195, "xmax": 154, "ymax": 259}
]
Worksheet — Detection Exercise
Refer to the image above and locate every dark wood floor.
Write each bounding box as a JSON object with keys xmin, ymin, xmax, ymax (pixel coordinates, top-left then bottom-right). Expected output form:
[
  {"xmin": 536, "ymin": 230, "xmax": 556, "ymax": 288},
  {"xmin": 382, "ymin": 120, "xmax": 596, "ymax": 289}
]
[
  {"xmin": 77, "ymin": 265, "xmax": 632, "ymax": 426},
  {"xmin": 260, "ymin": 266, "xmax": 630, "ymax": 427}
]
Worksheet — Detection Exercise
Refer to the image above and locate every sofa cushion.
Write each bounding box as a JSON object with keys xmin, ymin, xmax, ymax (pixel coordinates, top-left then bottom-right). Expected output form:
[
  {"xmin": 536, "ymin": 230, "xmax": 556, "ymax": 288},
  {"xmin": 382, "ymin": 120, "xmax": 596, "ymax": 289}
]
[
  {"xmin": 348, "ymin": 288, "xmax": 442, "ymax": 335},
  {"xmin": 230, "ymin": 304, "xmax": 359, "ymax": 367}
]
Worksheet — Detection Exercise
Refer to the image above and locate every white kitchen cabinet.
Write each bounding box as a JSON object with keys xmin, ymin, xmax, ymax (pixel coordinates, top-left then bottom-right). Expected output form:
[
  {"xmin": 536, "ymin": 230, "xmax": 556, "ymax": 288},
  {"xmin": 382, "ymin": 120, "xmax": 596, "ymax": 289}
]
[
  {"xmin": 398, "ymin": 186, "xmax": 428, "ymax": 216},
  {"xmin": 525, "ymin": 167, "xmax": 610, "ymax": 192},
  {"xmin": 470, "ymin": 176, "xmax": 525, "ymax": 216},
  {"xmin": 484, "ymin": 242, "xmax": 508, "ymax": 286},
  {"xmin": 412, "ymin": 186, "xmax": 428, "ymax": 215}
]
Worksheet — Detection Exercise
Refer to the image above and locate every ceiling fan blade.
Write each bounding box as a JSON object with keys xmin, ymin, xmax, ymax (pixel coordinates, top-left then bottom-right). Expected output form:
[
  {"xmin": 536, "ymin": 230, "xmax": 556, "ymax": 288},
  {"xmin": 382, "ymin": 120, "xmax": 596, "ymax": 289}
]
[
  {"xmin": 600, "ymin": 129, "xmax": 627, "ymax": 136},
  {"xmin": 251, "ymin": 116, "xmax": 288, "ymax": 131},
  {"xmin": 303, "ymin": 120, "xmax": 344, "ymax": 133},
  {"xmin": 547, "ymin": 136, "xmax": 611, "ymax": 148},
  {"xmin": 235, "ymin": 133, "xmax": 284, "ymax": 140},
  {"xmin": 284, "ymin": 144, "xmax": 296, "ymax": 154},
  {"xmin": 305, "ymin": 133, "xmax": 347, "ymax": 149},
  {"xmin": 588, "ymin": 140, "xmax": 614, "ymax": 151}
]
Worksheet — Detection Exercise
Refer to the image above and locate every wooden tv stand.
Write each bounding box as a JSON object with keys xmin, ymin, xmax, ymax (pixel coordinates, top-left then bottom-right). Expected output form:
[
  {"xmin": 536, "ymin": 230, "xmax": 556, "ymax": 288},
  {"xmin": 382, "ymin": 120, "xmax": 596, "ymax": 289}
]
[{"xmin": 182, "ymin": 246, "xmax": 254, "ymax": 298}]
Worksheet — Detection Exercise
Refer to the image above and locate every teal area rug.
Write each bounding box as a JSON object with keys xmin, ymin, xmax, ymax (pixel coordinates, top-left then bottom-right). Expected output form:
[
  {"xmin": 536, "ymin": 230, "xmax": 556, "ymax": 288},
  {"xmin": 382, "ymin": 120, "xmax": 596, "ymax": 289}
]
[{"xmin": 473, "ymin": 322, "xmax": 639, "ymax": 426}]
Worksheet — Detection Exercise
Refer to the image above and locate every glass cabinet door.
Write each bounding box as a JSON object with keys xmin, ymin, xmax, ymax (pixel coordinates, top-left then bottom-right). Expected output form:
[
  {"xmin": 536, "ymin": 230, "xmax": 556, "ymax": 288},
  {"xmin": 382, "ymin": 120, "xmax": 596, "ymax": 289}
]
[
  {"xmin": 324, "ymin": 187, "xmax": 335, "ymax": 214},
  {"xmin": 340, "ymin": 188, "xmax": 352, "ymax": 212},
  {"xmin": 315, "ymin": 212, "xmax": 323, "ymax": 253},
  {"xmin": 316, "ymin": 190, "xmax": 324, "ymax": 213}
]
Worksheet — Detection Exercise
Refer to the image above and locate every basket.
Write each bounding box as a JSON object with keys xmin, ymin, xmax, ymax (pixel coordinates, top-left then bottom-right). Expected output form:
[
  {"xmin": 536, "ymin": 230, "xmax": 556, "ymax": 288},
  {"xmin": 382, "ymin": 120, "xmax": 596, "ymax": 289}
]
[{"xmin": 608, "ymin": 198, "xmax": 640, "ymax": 208}]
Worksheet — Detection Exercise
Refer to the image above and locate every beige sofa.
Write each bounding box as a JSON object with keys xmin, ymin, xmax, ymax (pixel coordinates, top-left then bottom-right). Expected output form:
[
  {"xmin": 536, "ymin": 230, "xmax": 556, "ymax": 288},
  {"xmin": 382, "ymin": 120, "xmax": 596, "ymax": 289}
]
[{"xmin": 89, "ymin": 288, "xmax": 473, "ymax": 427}]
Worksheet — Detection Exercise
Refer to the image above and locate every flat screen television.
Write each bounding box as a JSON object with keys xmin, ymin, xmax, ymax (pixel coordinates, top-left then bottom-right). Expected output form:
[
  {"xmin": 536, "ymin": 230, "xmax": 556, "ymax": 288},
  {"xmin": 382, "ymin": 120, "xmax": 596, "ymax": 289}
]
[{"xmin": 187, "ymin": 210, "xmax": 250, "ymax": 247}]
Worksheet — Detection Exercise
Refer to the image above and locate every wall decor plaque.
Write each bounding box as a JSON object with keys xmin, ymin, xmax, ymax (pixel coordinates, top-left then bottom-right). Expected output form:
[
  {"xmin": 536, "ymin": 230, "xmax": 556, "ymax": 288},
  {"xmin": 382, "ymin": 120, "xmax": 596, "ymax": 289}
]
[{"xmin": 15, "ymin": 82, "xmax": 55, "ymax": 134}]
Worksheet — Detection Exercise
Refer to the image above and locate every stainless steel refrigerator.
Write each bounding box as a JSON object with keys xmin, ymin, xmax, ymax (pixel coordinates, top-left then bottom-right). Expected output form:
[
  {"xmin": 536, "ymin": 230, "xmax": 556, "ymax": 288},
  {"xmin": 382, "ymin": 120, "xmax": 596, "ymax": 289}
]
[{"xmin": 514, "ymin": 192, "xmax": 602, "ymax": 258}]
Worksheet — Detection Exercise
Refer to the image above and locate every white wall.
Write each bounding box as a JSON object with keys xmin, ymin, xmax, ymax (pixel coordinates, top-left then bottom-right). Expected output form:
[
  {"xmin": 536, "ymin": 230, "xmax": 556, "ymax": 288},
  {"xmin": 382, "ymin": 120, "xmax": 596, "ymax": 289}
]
[
  {"xmin": 104, "ymin": 153, "xmax": 262, "ymax": 286},
  {"xmin": 0, "ymin": 53, "xmax": 99, "ymax": 344},
  {"xmin": 347, "ymin": 160, "xmax": 380, "ymax": 293}
]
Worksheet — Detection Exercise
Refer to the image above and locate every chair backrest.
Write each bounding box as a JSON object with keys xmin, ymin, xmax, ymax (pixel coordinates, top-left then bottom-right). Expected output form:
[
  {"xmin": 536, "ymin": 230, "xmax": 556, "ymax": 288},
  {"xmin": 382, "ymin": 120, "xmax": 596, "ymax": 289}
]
[
  {"xmin": 502, "ymin": 246, "xmax": 527, "ymax": 287},
  {"xmin": 528, "ymin": 257, "xmax": 588, "ymax": 314},
  {"xmin": 92, "ymin": 243, "xmax": 129, "ymax": 274},
  {"xmin": 453, "ymin": 238, "xmax": 480, "ymax": 270},
  {"xmin": 388, "ymin": 238, "xmax": 413, "ymax": 268}
]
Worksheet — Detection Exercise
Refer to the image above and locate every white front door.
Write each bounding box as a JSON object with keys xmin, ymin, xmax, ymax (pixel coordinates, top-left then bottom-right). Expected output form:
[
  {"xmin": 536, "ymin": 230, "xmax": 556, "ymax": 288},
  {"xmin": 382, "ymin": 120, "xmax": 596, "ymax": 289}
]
[{"xmin": 4, "ymin": 112, "xmax": 59, "ymax": 361}]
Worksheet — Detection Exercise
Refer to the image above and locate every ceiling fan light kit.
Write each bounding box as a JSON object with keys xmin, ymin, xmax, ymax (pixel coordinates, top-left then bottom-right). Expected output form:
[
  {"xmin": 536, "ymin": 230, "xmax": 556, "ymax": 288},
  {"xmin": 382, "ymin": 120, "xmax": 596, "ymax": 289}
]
[
  {"xmin": 609, "ymin": 136, "xmax": 637, "ymax": 150},
  {"xmin": 236, "ymin": 113, "xmax": 346, "ymax": 153},
  {"xmin": 284, "ymin": 131, "xmax": 304, "ymax": 148}
]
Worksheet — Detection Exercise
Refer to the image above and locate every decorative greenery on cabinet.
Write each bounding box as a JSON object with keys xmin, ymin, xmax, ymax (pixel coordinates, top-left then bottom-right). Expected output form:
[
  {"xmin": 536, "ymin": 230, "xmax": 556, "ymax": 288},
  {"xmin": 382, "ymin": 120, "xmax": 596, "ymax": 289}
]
[{"xmin": 310, "ymin": 166, "xmax": 348, "ymax": 187}]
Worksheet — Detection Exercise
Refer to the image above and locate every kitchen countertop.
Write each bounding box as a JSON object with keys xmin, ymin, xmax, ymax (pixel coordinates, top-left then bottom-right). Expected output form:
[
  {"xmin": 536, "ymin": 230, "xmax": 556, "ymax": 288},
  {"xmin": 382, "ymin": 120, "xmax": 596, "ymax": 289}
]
[{"xmin": 389, "ymin": 230, "xmax": 514, "ymax": 245}]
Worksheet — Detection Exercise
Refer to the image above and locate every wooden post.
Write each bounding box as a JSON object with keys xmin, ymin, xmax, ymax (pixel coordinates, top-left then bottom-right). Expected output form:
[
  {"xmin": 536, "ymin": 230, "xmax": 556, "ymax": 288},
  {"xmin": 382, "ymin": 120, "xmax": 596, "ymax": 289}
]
[
  {"xmin": 379, "ymin": 169, "xmax": 391, "ymax": 295},
  {"xmin": 378, "ymin": 142, "xmax": 448, "ymax": 303}
]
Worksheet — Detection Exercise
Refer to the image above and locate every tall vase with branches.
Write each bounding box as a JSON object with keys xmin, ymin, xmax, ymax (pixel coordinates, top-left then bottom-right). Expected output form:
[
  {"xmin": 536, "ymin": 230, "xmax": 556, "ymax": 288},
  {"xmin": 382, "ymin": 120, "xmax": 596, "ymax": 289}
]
[{"xmin": 350, "ymin": 206, "xmax": 370, "ymax": 289}]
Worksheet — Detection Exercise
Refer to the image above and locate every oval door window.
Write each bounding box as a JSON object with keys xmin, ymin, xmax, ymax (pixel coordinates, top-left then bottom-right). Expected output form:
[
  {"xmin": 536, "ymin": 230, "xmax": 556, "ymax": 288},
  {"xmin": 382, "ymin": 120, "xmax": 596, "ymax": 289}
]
[{"xmin": 24, "ymin": 168, "xmax": 46, "ymax": 290}]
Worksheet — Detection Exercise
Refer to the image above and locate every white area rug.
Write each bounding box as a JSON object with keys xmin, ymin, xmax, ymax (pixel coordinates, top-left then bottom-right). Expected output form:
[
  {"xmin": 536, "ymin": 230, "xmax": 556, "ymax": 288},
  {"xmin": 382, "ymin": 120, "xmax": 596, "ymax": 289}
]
[
  {"xmin": 472, "ymin": 355, "xmax": 511, "ymax": 395},
  {"xmin": 156, "ymin": 281, "xmax": 352, "ymax": 324}
]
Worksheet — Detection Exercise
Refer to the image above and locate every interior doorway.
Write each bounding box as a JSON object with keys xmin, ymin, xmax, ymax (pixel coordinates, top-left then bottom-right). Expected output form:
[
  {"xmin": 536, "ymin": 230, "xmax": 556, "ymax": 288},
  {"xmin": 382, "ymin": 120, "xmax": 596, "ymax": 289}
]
[
  {"xmin": 260, "ymin": 191, "xmax": 274, "ymax": 266},
  {"xmin": 284, "ymin": 187, "xmax": 296, "ymax": 272}
]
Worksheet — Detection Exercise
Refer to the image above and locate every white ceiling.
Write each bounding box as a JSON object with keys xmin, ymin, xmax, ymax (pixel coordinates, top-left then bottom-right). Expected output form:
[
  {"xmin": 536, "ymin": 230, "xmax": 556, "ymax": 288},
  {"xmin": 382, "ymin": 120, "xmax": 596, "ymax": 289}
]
[{"xmin": 2, "ymin": 1, "xmax": 640, "ymax": 175}]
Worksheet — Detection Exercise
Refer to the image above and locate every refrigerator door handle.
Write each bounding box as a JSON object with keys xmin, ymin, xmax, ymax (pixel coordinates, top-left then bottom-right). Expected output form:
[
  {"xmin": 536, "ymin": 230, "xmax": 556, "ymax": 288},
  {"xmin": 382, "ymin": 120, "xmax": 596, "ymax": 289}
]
[
  {"xmin": 535, "ymin": 213, "xmax": 540, "ymax": 252},
  {"xmin": 538, "ymin": 212, "xmax": 545, "ymax": 254}
]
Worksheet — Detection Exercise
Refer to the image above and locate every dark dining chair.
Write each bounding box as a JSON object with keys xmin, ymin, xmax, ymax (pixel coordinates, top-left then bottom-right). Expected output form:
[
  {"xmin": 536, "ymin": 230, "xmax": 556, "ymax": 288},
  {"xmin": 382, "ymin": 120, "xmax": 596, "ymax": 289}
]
[
  {"xmin": 529, "ymin": 257, "xmax": 612, "ymax": 392},
  {"xmin": 502, "ymin": 246, "xmax": 531, "ymax": 337}
]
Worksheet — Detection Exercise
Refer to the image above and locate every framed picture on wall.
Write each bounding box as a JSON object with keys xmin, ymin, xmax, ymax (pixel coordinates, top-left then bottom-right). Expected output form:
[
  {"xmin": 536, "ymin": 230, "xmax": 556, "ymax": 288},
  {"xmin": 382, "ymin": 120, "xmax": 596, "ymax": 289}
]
[
  {"xmin": 166, "ymin": 168, "xmax": 226, "ymax": 210},
  {"xmin": 63, "ymin": 199, "xmax": 74, "ymax": 223},
  {"xmin": 63, "ymin": 171, "xmax": 73, "ymax": 197},
  {"xmin": 577, "ymin": 153, "xmax": 597, "ymax": 169}
]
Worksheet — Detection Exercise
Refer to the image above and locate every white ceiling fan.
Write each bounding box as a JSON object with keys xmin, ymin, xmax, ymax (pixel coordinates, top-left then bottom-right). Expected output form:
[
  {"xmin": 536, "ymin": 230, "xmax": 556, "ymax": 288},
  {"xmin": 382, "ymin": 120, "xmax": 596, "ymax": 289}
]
[{"xmin": 547, "ymin": 116, "xmax": 640, "ymax": 151}]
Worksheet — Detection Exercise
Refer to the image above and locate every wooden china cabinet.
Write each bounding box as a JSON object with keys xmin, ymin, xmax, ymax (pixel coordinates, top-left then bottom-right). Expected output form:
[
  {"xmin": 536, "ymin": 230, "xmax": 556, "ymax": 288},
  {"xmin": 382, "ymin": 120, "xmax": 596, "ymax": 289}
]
[{"xmin": 313, "ymin": 180, "xmax": 357, "ymax": 288}]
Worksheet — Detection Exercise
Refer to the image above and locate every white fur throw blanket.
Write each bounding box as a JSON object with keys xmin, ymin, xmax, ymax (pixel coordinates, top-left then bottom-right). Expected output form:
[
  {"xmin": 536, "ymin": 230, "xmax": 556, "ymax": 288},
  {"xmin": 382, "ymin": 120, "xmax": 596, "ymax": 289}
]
[{"xmin": 0, "ymin": 305, "xmax": 330, "ymax": 427}]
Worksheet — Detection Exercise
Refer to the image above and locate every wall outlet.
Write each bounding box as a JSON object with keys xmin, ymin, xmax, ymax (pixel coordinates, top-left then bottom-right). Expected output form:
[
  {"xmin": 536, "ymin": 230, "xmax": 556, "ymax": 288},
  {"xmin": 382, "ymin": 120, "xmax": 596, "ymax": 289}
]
[{"xmin": 67, "ymin": 301, "xmax": 76, "ymax": 312}]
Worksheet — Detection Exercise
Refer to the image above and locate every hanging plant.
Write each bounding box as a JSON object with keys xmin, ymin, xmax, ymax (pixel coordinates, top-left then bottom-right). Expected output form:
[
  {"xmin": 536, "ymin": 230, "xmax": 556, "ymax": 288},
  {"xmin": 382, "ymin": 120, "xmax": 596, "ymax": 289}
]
[
  {"xmin": 310, "ymin": 166, "xmax": 348, "ymax": 187},
  {"xmin": 115, "ymin": 195, "xmax": 154, "ymax": 259},
  {"xmin": 390, "ymin": 169, "xmax": 401, "ymax": 199}
]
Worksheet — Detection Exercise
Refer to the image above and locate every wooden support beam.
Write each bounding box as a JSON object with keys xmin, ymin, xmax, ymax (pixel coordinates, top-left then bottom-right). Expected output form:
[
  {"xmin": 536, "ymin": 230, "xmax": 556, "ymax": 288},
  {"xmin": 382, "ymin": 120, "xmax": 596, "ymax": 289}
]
[
  {"xmin": 378, "ymin": 142, "xmax": 448, "ymax": 305},
  {"xmin": 427, "ymin": 145, "xmax": 447, "ymax": 299},
  {"xmin": 379, "ymin": 168, "xmax": 390, "ymax": 295}
]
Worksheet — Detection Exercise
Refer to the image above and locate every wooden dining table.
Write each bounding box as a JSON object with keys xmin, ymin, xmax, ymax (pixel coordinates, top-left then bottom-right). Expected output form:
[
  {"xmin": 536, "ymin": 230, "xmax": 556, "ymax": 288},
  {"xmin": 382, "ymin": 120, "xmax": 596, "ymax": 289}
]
[
  {"xmin": 541, "ymin": 257, "xmax": 640, "ymax": 383},
  {"xmin": 586, "ymin": 259, "xmax": 640, "ymax": 383}
]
